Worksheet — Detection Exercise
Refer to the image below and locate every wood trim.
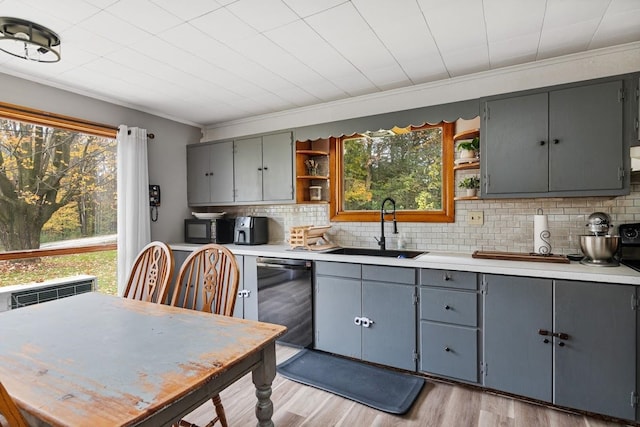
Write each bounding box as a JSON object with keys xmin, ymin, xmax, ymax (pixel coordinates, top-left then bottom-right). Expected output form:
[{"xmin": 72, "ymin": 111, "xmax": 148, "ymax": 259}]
[
  {"xmin": 330, "ymin": 122, "xmax": 455, "ymax": 223},
  {"xmin": 0, "ymin": 243, "xmax": 117, "ymax": 261},
  {"xmin": 0, "ymin": 101, "xmax": 117, "ymax": 138}
]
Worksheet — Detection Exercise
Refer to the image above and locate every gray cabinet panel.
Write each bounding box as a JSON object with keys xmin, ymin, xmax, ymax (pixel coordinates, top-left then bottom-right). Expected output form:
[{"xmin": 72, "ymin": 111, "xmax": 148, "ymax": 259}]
[
  {"xmin": 548, "ymin": 81, "xmax": 623, "ymax": 192},
  {"xmin": 234, "ymin": 137, "xmax": 263, "ymax": 202},
  {"xmin": 420, "ymin": 269, "xmax": 477, "ymax": 290},
  {"xmin": 238, "ymin": 255, "xmax": 257, "ymax": 320},
  {"xmin": 420, "ymin": 287, "xmax": 477, "ymax": 327},
  {"xmin": 420, "ymin": 322, "xmax": 477, "ymax": 382},
  {"xmin": 314, "ymin": 275, "xmax": 361, "ymax": 358},
  {"xmin": 363, "ymin": 265, "xmax": 415, "ymax": 285},
  {"xmin": 483, "ymin": 275, "xmax": 553, "ymax": 401},
  {"xmin": 554, "ymin": 280, "xmax": 635, "ymax": 420},
  {"xmin": 186, "ymin": 141, "xmax": 234, "ymax": 205},
  {"xmin": 315, "ymin": 261, "xmax": 360, "ymax": 278},
  {"xmin": 186, "ymin": 144, "xmax": 211, "ymax": 205},
  {"xmin": 209, "ymin": 141, "xmax": 235, "ymax": 203},
  {"xmin": 484, "ymin": 93, "xmax": 549, "ymax": 194},
  {"xmin": 262, "ymin": 132, "xmax": 293, "ymax": 201},
  {"xmin": 362, "ymin": 281, "xmax": 416, "ymax": 370}
]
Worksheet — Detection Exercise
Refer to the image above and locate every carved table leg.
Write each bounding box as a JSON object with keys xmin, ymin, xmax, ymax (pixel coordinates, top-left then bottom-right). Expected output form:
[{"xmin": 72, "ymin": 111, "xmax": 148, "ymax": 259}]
[{"xmin": 252, "ymin": 342, "xmax": 277, "ymax": 427}]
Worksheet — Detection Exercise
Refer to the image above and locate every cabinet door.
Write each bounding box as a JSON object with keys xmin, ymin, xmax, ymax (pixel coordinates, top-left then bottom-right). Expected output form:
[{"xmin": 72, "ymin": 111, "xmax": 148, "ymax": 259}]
[
  {"xmin": 362, "ymin": 280, "xmax": 416, "ymax": 371},
  {"xmin": 209, "ymin": 141, "xmax": 235, "ymax": 203},
  {"xmin": 314, "ymin": 275, "xmax": 361, "ymax": 358},
  {"xmin": 554, "ymin": 280, "xmax": 635, "ymax": 420},
  {"xmin": 262, "ymin": 132, "xmax": 293, "ymax": 201},
  {"xmin": 483, "ymin": 275, "xmax": 553, "ymax": 401},
  {"xmin": 549, "ymin": 81, "xmax": 624, "ymax": 192},
  {"xmin": 186, "ymin": 144, "xmax": 211, "ymax": 205},
  {"xmin": 234, "ymin": 137, "xmax": 263, "ymax": 202},
  {"xmin": 483, "ymin": 93, "xmax": 548, "ymax": 194},
  {"xmin": 239, "ymin": 255, "xmax": 258, "ymax": 320}
]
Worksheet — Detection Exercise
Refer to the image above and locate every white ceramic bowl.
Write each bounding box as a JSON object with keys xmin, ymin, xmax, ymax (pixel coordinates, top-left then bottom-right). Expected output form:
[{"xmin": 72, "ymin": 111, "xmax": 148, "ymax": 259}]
[{"xmin": 192, "ymin": 212, "xmax": 226, "ymax": 220}]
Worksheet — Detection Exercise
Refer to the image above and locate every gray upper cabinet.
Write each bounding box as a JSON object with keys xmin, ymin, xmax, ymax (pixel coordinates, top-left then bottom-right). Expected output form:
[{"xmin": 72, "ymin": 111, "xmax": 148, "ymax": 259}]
[
  {"xmin": 187, "ymin": 141, "xmax": 234, "ymax": 205},
  {"xmin": 482, "ymin": 79, "xmax": 626, "ymax": 198},
  {"xmin": 314, "ymin": 262, "xmax": 417, "ymax": 371},
  {"xmin": 234, "ymin": 132, "xmax": 294, "ymax": 203}
]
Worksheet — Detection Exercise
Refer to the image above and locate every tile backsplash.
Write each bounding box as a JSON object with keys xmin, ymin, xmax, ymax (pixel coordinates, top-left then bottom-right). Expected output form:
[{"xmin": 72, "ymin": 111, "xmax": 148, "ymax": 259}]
[{"xmin": 220, "ymin": 183, "xmax": 640, "ymax": 255}]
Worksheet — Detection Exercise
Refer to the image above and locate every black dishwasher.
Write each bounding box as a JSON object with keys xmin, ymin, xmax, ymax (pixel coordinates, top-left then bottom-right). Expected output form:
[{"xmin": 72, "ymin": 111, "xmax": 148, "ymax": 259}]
[{"xmin": 256, "ymin": 257, "xmax": 313, "ymax": 348}]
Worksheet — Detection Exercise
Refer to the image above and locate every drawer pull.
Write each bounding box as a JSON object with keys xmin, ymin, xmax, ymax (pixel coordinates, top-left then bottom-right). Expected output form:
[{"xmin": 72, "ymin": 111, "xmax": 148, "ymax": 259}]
[
  {"xmin": 354, "ymin": 317, "xmax": 362, "ymax": 326},
  {"xmin": 444, "ymin": 346, "xmax": 451, "ymax": 352},
  {"xmin": 444, "ymin": 305, "xmax": 451, "ymax": 310},
  {"xmin": 443, "ymin": 273, "xmax": 451, "ymax": 281}
]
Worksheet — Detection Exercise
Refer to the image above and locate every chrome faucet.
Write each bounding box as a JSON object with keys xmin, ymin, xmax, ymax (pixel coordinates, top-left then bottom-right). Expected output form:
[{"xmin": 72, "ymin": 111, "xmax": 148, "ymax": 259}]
[{"xmin": 376, "ymin": 197, "xmax": 398, "ymax": 250}]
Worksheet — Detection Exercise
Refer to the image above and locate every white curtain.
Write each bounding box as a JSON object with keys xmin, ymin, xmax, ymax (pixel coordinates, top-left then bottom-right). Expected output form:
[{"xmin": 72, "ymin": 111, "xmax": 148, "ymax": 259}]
[{"xmin": 116, "ymin": 125, "xmax": 150, "ymax": 296}]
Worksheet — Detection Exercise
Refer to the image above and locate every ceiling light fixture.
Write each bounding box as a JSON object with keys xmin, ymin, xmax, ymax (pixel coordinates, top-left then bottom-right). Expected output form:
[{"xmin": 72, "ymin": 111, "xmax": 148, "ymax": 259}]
[{"xmin": 0, "ymin": 17, "xmax": 60, "ymax": 63}]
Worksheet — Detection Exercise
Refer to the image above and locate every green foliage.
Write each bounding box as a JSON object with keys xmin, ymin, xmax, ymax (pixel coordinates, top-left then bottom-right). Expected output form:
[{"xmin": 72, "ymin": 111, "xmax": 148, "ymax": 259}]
[
  {"xmin": 0, "ymin": 119, "xmax": 117, "ymax": 250},
  {"xmin": 458, "ymin": 176, "xmax": 480, "ymax": 189},
  {"xmin": 343, "ymin": 128, "xmax": 443, "ymax": 211},
  {"xmin": 457, "ymin": 137, "xmax": 479, "ymax": 151}
]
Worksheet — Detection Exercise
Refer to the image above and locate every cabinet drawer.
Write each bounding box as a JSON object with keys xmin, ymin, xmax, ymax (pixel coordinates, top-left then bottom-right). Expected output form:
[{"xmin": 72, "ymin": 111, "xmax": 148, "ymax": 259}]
[
  {"xmin": 362, "ymin": 265, "xmax": 415, "ymax": 285},
  {"xmin": 420, "ymin": 269, "xmax": 476, "ymax": 290},
  {"xmin": 420, "ymin": 288, "xmax": 477, "ymax": 326},
  {"xmin": 420, "ymin": 321, "xmax": 478, "ymax": 383},
  {"xmin": 315, "ymin": 261, "xmax": 360, "ymax": 279}
]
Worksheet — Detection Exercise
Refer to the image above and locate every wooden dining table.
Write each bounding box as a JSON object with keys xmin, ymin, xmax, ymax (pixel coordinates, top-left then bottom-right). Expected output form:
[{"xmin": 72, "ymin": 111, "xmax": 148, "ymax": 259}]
[{"xmin": 0, "ymin": 292, "xmax": 287, "ymax": 426}]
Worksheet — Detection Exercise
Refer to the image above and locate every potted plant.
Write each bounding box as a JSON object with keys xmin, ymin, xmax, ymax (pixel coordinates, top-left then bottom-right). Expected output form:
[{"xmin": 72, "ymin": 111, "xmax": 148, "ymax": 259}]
[
  {"xmin": 458, "ymin": 176, "xmax": 480, "ymax": 197},
  {"xmin": 457, "ymin": 137, "xmax": 479, "ymax": 159}
]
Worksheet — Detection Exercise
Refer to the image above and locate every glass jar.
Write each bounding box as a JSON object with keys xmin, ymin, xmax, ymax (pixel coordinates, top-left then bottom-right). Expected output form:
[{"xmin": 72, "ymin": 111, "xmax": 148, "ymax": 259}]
[{"xmin": 309, "ymin": 186, "xmax": 322, "ymax": 201}]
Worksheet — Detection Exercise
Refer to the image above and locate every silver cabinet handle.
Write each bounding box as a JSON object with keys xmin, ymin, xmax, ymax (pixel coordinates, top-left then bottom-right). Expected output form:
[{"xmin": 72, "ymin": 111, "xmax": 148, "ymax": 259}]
[
  {"xmin": 237, "ymin": 290, "xmax": 251, "ymax": 298},
  {"xmin": 354, "ymin": 317, "xmax": 362, "ymax": 326}
]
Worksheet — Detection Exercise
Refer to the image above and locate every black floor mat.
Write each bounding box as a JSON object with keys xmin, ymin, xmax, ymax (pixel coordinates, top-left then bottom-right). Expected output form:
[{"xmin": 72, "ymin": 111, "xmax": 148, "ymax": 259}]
[{"xmin": 276, "ymin": 349, "xmax": 425, "ymax": 414}]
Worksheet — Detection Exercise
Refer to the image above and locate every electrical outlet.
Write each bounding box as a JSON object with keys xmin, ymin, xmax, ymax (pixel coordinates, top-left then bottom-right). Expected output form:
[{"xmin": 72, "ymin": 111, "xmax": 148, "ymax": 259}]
[{"xmin": 468, "ymin": 211, "xmax": 484, "ymax": 225}]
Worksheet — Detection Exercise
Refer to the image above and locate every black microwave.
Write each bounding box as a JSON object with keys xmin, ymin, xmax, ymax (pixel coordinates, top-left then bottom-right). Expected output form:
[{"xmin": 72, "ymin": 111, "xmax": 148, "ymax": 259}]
[{"xmin": 184, "ymin": 218, "xmax": 235, "ymax": 244}]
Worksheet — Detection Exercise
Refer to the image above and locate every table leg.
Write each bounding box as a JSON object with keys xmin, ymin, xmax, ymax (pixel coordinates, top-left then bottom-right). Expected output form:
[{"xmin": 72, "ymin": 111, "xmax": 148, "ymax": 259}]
[{"xmin": 252, "ymin": 342, "xmax": 276, "ymax": 427}]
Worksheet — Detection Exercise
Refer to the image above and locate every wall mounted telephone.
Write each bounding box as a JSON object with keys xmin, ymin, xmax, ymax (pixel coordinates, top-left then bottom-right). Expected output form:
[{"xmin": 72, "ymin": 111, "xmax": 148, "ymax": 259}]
[{"xmin": 149, "ymin": 185, "xmax": 160, "ymax": 222}]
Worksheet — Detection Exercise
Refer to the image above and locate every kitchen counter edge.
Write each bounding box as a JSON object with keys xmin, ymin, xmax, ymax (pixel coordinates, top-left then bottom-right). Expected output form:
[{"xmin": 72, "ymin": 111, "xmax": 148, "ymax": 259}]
[{"xmin": 170, "ymin": 243, "xmax": 640, "ymax": 286}]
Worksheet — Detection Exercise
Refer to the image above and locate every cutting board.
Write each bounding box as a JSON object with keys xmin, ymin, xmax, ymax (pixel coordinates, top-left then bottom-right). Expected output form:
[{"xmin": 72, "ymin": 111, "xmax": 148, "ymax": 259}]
[{"xmin": 472, "ymin": 250, "xmax": 569, "ymax": 264}]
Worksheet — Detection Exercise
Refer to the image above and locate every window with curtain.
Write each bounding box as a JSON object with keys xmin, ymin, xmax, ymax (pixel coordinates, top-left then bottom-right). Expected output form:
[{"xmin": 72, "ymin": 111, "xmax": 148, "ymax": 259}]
[{"xmin": 0, "ymin": 102, "xmax": 118, "ymax": 293}]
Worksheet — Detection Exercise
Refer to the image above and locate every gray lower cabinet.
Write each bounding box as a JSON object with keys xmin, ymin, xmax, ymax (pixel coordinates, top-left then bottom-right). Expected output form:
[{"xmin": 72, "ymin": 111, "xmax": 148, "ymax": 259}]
[
  {"xmin": 233, "ymin": 132, "xmax": 293, "ymax": 203},
  {"xmin": 186, "ymin": 141, "xmax": 234, "ymax": 205},
  {"xmin": 314, "ymin": 261, "xmax": 417, "ymax": 371},
  {"xmin": 233, "ymin": 255, "xmax": 257, "ymax": 320},
  {"xmin": 419, "ymin": 269, "xmax": 480, "ymax": 383},
  {"xmin": 482, "ymin": 79, "xmax": 626, "ymax": 198},
  {"xmin": 483, "ymin": 275, "xmax": 553, "ymax": 401},
  {"xmin": 483, "ymin": 274, "xmax": 637, "ymax": 420}
]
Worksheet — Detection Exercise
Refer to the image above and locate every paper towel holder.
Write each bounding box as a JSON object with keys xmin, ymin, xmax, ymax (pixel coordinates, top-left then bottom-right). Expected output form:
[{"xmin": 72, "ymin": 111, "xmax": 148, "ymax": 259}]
[{"xmin": 534, "ymin": 208, "xmax": 552, "ymax": 255}]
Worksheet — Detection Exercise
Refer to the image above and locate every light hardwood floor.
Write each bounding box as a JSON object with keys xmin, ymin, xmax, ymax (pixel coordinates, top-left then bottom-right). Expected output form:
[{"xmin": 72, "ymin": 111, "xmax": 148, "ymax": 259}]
[{"xmin": 184, "ymin": 345, "xmax": 633, "ymax": 427}]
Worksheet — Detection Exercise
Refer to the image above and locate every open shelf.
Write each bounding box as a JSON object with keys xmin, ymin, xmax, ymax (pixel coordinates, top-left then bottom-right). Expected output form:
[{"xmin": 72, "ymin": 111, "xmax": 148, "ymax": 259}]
[
  {"xmin": 453, "ymin": 128, "xmax": 480, "ymax": 142},
  {"xmin": 297, "ymin": 149, "xmax": 329, "ymax": 156},
  {"xmin": 454, "ymin": 195, "xmax": 479, "ymax": 201},
  {"xmin": 454, "ymin": 162, "xmax": 480, "ymax": 171}
]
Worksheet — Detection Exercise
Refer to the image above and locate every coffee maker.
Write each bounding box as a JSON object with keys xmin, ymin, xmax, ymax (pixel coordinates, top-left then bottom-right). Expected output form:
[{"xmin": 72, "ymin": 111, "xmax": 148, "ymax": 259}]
[{"xmin": 234, "ymin": 216, "xmax": 268, "ymax": 245}]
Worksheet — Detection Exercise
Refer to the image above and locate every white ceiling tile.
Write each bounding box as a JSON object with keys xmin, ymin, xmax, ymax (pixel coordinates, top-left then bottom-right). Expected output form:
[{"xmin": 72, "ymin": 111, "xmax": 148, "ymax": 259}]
[
  {"xmin": 441, "ymin": 46, "xmax": 490, "ymax": 77},
  {"xmin": 591, "ymin": 1, "xmax": 640, "ymax": 49},
  {"xmin": 189, "ymin": 7, "xmax": 258, "ymax": 44},
  {"xmin": 149, "ymin": 0, "xmax": 223, "ymax": 21},
  {"xmin": 282, "ymin": 0, "xmax": 345, "ymax": 18},
  {"xmin": 538, "ymin": 20, "xmax": 602, "ymax": 59},
  {"xmin": 488, "ymin": 35, "xmax": 539, "ymax": 68},
  {"xmin": 227, "ymin": 0, "xmax": 299, "ymax": 32},
  {"xmin": 24, "ymin": 0, "xmax": 100, "ymax": 25},
  {"xmin": 77, "ymin": 10, "xmax": 151, "ymax": 46},
  {"xmin": 105, "ymin": 0, "xmax": 182, "ymax": 35},
  {"xmin": 483, "ymin": 0, "xmax": 545, "ymax": 41}
]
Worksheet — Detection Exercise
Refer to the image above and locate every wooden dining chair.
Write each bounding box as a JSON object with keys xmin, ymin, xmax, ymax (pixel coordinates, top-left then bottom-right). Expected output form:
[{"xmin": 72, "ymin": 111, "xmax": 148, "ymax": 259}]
[
  {"xmin": 169, "ymin": 244, "xmax": 240, "ymax": 427},
  {"xmin": 0, "ymin": 381, "xmax": 28, "ymax": 427},
  {"xmin": 123, "ymin": 241, "xmax": 174, "ymax": 304}
]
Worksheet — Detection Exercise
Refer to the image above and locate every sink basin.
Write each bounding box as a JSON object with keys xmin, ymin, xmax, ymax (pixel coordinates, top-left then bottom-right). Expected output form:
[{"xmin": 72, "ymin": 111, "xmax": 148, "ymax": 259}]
[{"xmin": 325, "ymin": 247, "xmax": 427, "ymax": 259}]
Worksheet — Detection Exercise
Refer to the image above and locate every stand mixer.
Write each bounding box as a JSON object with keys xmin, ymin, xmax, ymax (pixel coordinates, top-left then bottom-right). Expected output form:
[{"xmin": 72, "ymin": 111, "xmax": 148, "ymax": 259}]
[{"xmin": 579, "ymin": 212, "xmax": 620, "ymax": 266}]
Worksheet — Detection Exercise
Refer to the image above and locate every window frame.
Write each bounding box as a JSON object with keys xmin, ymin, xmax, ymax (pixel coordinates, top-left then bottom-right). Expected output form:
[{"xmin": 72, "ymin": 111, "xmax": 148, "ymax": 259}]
[
  {"xmin": 0, "ymin": 102, "xmax": 117, "ymax": 259},
  {"xmin": 329, "ymin": 121, "xmax": 455, "ymax": 223}
]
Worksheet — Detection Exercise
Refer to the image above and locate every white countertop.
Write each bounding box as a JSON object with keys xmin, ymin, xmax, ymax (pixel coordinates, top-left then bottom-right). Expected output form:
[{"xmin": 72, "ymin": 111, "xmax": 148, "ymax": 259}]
[{"xmin": 170, "ymin": 243, "xmax": 640, "ymax": 286}]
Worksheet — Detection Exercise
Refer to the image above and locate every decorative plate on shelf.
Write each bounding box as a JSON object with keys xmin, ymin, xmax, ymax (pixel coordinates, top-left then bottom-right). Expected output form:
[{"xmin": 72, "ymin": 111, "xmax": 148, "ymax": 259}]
[{"xmin": 192, "ymin": 212, "xmax": 226, "ymax": 220}]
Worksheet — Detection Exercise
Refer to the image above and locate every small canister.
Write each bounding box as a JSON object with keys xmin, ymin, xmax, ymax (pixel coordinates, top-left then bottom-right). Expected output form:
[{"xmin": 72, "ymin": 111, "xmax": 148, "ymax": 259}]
[{"xmin": 309, "ymin": 186, "xmax": 322, "ymax": 201}]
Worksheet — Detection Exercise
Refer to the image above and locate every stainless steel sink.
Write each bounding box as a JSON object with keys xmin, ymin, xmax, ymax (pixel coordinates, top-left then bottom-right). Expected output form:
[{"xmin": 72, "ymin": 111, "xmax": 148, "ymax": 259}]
[{"xmin": 324, "ymin": 247, "xmax": 427, "ymax": 259}]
